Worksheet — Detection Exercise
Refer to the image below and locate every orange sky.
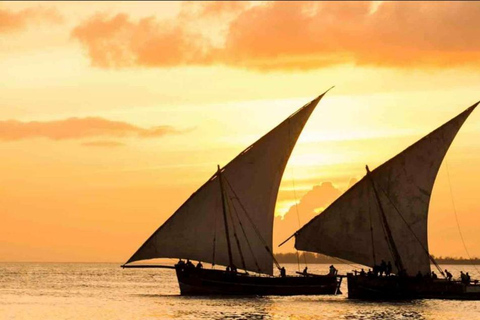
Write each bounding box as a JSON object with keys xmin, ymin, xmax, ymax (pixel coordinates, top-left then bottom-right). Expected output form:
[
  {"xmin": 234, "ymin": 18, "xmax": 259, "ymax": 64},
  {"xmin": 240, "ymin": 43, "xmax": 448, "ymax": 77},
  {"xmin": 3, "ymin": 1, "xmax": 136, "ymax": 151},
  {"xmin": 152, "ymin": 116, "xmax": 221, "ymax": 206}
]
[{"xmin": 1, "ymin": 1, "xmax": 480, "ymax": 262}]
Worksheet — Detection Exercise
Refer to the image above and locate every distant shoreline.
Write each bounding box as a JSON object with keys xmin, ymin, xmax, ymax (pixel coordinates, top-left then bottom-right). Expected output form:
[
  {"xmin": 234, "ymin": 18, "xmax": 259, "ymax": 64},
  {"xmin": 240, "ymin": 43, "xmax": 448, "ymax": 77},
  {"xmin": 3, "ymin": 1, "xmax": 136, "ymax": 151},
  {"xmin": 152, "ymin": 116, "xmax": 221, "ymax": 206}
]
[
  {"xmin": 1, "ymin": 254, "xmax": 479, "ymax": 265},
  {"xmin": 274, "ymin": 253, "xmax": 480, "ymax": 265}
]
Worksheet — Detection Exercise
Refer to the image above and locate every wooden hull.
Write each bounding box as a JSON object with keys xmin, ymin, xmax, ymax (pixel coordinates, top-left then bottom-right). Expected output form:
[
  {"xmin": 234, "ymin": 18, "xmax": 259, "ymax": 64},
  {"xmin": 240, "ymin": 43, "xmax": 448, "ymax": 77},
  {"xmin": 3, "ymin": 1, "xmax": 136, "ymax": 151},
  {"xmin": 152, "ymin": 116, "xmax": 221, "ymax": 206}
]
[
  {"xmin": 175, "ymin": 266, "xmax": 341, "ymax": 296},
  {"xmin": 347, "ymin": 273, "xmax": 480, "ymax": 300}
]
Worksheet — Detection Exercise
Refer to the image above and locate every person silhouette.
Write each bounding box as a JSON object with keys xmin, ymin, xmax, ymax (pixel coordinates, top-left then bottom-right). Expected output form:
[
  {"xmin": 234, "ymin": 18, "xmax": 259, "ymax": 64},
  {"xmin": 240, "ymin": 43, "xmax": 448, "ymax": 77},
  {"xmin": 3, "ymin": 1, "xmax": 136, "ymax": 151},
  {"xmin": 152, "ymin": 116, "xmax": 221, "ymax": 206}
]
[
  {"xmin": 329, "ymin": 265, "xmax": 338, "ymax": 276},
  {"xmin": 386, "ymin": 261, "xmax": 392, "ymax": 276},
  {"xmin": 380, "ymin": 260, "xmax": 387, "ymax": 276},
  {"xmin": 445, "ymin": 269, "xmax": 452, "ymax": 281}
]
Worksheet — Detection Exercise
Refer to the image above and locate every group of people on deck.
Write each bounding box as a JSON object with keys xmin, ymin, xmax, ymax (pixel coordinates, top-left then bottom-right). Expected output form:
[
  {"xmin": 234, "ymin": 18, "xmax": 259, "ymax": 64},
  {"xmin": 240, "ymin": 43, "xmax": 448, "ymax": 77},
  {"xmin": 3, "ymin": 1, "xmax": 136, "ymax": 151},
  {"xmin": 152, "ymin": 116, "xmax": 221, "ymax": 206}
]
[
  {"xmin": 176, "ymin": 259, "xmax": 203, "ymax": 270},
  {"xmin": 226, "ymin": 265, "xmax": 238, "ymax": 273},
  {"xmin": 460, "ymin": 271, "xmax": 473, "ymax": 284},
  {"xmin": 413, "ymin": 269, "xmax": 474, "ymax": 283},
  {"xmin": 299, "ymin": 265, "xmax": 337, "ymax": 277},
  {"xmin": 416, "ymin": 270, "xmax": 440, "ymax": 279},
  {"xmin": 176, "ymin": 258, "xmax": 475, "ymax": 284},
  {"xmin": 374, "ymin": 260, "xmax": 392, "ymax": 276},
  {"xmin": 358, "ymin": 260, "xmax": 393, "ymax": 277}
]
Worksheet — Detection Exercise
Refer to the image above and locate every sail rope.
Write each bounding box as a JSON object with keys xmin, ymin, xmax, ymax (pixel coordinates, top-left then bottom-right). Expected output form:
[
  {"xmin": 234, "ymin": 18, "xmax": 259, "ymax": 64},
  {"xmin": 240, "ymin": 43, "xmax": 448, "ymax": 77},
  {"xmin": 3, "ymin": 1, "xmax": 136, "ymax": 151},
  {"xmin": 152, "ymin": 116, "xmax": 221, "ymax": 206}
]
[
  {"xmin": 375, "ymin": 182, "xmax": 445, "ymax": 277},
  {"xmin": 225, "ymin": 194, "xmax": 248, "ymax": 271},
  {"xmin": 218, "ymin": 167, "xmax": 234, "ymax": 267},
  {"xmin": 445, "ymin": 160, "xmax": 480, "ymax": 274},
  {"xmin": 228, "ymin": 194, "xmax": 261, "ymax": 272},
  {"xmin": 367, "ymin": 187, "xmax": 377, "ymax": 265},
  {"xmin": 212, "ymin": 201, "xmax": 218, "ymax": 268},
  {"xmin": 367, "ymin": 167, "xmax": 405, "ymax": 274},
  {"xmin": 330, "ymin": 255, "xmax": 365, "ymax": 272},
  {"xmin": 288, "ymin": 116, "xmax": 307, "ymax": 271},
  {"xmin": 223, "ymin": 176, "xmax": 282, "ymax": 271},
  {"xmin": 375, "ymin": 194, "xmax": 400, "ymax": 271},
  {"xmin": 290, "ymin": 166, "xmax": 307, "ymax": 270}
]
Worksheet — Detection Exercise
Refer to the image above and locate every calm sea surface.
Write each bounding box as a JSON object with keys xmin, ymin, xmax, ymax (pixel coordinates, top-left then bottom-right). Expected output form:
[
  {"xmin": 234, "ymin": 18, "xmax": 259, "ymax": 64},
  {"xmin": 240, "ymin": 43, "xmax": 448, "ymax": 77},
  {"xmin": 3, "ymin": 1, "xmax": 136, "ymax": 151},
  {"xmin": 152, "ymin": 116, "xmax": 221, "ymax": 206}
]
[{"xmin": 1, "ymin": 263, "xmax": 479, "ymax": 320}]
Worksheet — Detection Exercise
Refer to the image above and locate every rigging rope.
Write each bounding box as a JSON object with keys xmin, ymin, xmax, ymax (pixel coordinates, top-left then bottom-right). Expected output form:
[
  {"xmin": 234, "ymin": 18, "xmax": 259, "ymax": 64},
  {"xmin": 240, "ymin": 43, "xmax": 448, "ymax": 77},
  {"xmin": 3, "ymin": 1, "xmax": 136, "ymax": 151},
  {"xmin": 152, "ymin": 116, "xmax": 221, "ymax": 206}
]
[
  {"xmin": 331, "ymin": 256, "xmax": 365, "ymax": 271},
  {"xmin": 367, "ymin": 167, "xmax": 405, "ymax": 273},
  {"xmin": 367, "ymin": 186, "xmax": 377, "ymax": 265},
  {"xmin": 375, "ymin": 181, "xmax": 445, "ymax": 277},
  {"xmin": 212, "ymin": 201, "xmax": 218, "ymax": 268},
  {"xmin": 445, "ymin": 160, "xmax": 480, "ymax": 274},
  {"xmin": 291, "ymin": 166, "xmax": 307, "ymax": 270},
  {"xmin": 288, "ymin": 116, "xmax": 307, "ymax": 271},
  {"xmin": 223, "ymin": 176, "xmax": 282, "ymax": 271},
  {"xmin": 226, "ymin": 188, "xmax": 261, "ymax": 272},
  {"xmin": 229, "ymin": 197, "xmax": 261, "ymax": 272},
  {"xmin": 225, "ymin": 193, "xmax": 247, "ymax": 271}
]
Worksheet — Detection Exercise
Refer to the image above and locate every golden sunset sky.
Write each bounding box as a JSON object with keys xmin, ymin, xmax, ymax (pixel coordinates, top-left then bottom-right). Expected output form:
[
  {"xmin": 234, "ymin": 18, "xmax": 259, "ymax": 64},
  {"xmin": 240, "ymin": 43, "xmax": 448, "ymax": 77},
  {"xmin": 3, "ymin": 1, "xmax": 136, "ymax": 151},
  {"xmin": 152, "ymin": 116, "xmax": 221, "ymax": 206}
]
[{"xmin": 1, "ymin": 1, "xmax": 480, "ymax": 262}]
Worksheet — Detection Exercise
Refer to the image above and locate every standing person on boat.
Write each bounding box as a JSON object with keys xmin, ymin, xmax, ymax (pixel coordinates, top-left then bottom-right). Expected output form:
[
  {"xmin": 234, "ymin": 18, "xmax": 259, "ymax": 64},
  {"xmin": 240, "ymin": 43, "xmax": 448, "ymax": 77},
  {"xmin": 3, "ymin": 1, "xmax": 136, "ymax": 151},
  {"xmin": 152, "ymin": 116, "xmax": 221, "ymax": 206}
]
[
  {"xmin": 177, "ymin": 259, "xmax": 185, "ymax": 268},
  {"xmin": 280, "ymin": 267, "xmax": 286, "ymax": 278},
  {"xmin": 386, "ymin": 261, "xmax": 392, "ymax": 276},
  {"xmin": 329, "ymin": 265, "xmax": 338, "ymax": 276},
  {"xmin": 445, "ymin": 269, "xmax": 453, "ymax": 281},
  {"xmin": 303, "ymin": 266, "xmax": 308, "ymax": 276},
  {"xmin": 380, "ymin": 260, "xmax": 387, "ymax": 276}
]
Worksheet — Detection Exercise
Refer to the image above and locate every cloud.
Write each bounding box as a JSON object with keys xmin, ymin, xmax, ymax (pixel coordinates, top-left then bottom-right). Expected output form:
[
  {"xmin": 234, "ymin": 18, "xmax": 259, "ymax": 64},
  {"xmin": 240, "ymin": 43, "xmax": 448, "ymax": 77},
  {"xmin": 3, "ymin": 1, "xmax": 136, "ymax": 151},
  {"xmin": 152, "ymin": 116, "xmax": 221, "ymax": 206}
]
[
  {"xmin": 72, "ymin": 2, "xmax": 480, "ymax": 71},
  {"xmin": 81, "ymin": 140, "xmax": 125, "ymax": 147},
  {"xmin": 0, "ymin": 6, "xmax": 63, "ymax": 33},
  {"xmin": 180, "ymin": 1, "xmax": 248, "ymax": 18},
  {"xmin": 274, "ymin": 182, "xmax": 342, "ymax": 248},
  {"xmin": 71, "ymin": 13, "xmax": 212, "ymax": 68},
  {"xmin": 0, "ymin": 117, "xmax": 182, "ymax": 141},
  {"xmin": 285, "ymin": 182, "xmax": 342, "ymax": 221}
]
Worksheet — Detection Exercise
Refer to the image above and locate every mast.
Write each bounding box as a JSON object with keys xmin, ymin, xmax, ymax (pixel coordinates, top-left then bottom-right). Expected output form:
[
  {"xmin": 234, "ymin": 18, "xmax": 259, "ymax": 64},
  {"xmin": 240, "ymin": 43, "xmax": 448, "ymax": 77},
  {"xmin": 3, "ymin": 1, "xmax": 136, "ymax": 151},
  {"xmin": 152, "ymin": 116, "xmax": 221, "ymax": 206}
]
[
  {"xmin": 366, "ymin": 165, "xmax": 404, "ymax": 273},
  {"xmin": 218, "ymin": 165, "xmax": 234, "ymax": 268}
]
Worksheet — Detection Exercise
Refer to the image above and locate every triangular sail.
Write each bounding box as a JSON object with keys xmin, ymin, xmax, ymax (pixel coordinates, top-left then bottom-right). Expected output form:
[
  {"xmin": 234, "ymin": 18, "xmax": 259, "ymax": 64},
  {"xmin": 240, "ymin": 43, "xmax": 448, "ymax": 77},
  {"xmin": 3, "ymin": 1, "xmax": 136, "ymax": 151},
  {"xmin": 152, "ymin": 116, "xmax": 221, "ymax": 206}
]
[
  {"xmin": 295, "ymin": 102, "xmax": 478, "ymax": 276},
  {"xmin": 126, "ymin": 91, "xmax": 330, "ymax": 275}
]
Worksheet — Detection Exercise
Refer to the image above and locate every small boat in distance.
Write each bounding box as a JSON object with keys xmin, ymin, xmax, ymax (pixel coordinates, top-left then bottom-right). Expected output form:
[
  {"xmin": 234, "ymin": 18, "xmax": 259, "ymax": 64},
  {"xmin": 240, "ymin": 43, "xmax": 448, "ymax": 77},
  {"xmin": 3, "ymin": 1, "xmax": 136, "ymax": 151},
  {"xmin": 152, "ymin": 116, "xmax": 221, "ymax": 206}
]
[
  {"xmin": 122, "ymin": 88, "xmax": 342, "ymax": 295},
  {"xmin": 291, "ymin": 100, "xmax": 480, "ymax": 300}
]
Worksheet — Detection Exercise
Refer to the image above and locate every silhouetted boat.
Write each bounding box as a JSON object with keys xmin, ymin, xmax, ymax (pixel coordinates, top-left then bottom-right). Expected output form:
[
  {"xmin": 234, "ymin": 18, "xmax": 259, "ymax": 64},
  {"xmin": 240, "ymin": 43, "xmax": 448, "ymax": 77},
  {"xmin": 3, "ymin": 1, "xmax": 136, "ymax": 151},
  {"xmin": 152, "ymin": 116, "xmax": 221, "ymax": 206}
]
[
  {"xmin": 122, "ymin": 88, "xmax": 341, "ymax": 296},
  {"xmin": 290, "ymin": 100, "xmax": 480, "ymax": 300}
]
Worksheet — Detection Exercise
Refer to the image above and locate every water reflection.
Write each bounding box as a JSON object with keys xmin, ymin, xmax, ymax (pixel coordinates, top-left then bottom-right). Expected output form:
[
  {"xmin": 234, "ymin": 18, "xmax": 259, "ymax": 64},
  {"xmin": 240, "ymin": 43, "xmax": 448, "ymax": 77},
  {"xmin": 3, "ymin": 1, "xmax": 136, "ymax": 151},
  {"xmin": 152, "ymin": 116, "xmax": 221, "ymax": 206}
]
[
  {"xmin": 342, "ymin": 300, "xmax": 428, "ymax": 320},
  {"xmin": 2, "ymin": 263, "xmax": 479, "ymax": 320},
  {"xmin": 343, "ymin": 310, "xmax": 425, "ymax": 320},
  {"xmin": 167, "ymin": 297, "xmax": 273, "ymax": 320}
]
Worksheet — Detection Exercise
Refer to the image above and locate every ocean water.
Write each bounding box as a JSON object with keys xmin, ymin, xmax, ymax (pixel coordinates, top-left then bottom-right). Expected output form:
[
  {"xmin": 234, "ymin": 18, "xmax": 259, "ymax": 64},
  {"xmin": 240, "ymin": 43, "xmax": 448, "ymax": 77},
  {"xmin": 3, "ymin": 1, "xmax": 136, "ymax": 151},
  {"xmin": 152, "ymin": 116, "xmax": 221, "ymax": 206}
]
[{"xmin": 1, "ymin": 263, "xmax": 479, "ymax": 320}]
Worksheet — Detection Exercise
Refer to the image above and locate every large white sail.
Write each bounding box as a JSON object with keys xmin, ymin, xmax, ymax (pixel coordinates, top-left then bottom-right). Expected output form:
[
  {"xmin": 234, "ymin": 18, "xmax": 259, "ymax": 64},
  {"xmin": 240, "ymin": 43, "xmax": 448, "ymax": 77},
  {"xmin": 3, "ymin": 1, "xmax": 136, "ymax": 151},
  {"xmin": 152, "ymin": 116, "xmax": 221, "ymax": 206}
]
[
  {"xmin": 295, "ymin": 102, "xmax": 478, "ymax": 276},
  {"xmin": 126, "ymin": 91, "xmax": 330, "ymax": 275}
]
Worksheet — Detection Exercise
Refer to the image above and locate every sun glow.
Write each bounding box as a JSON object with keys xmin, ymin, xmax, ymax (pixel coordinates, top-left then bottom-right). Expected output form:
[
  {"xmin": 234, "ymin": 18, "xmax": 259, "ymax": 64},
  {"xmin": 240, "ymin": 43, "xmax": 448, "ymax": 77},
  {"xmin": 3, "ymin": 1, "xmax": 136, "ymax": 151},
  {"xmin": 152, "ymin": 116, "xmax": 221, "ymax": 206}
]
[{"xmin": 1, "ymin": 1, "xmax": 480, "ymax": 262}]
